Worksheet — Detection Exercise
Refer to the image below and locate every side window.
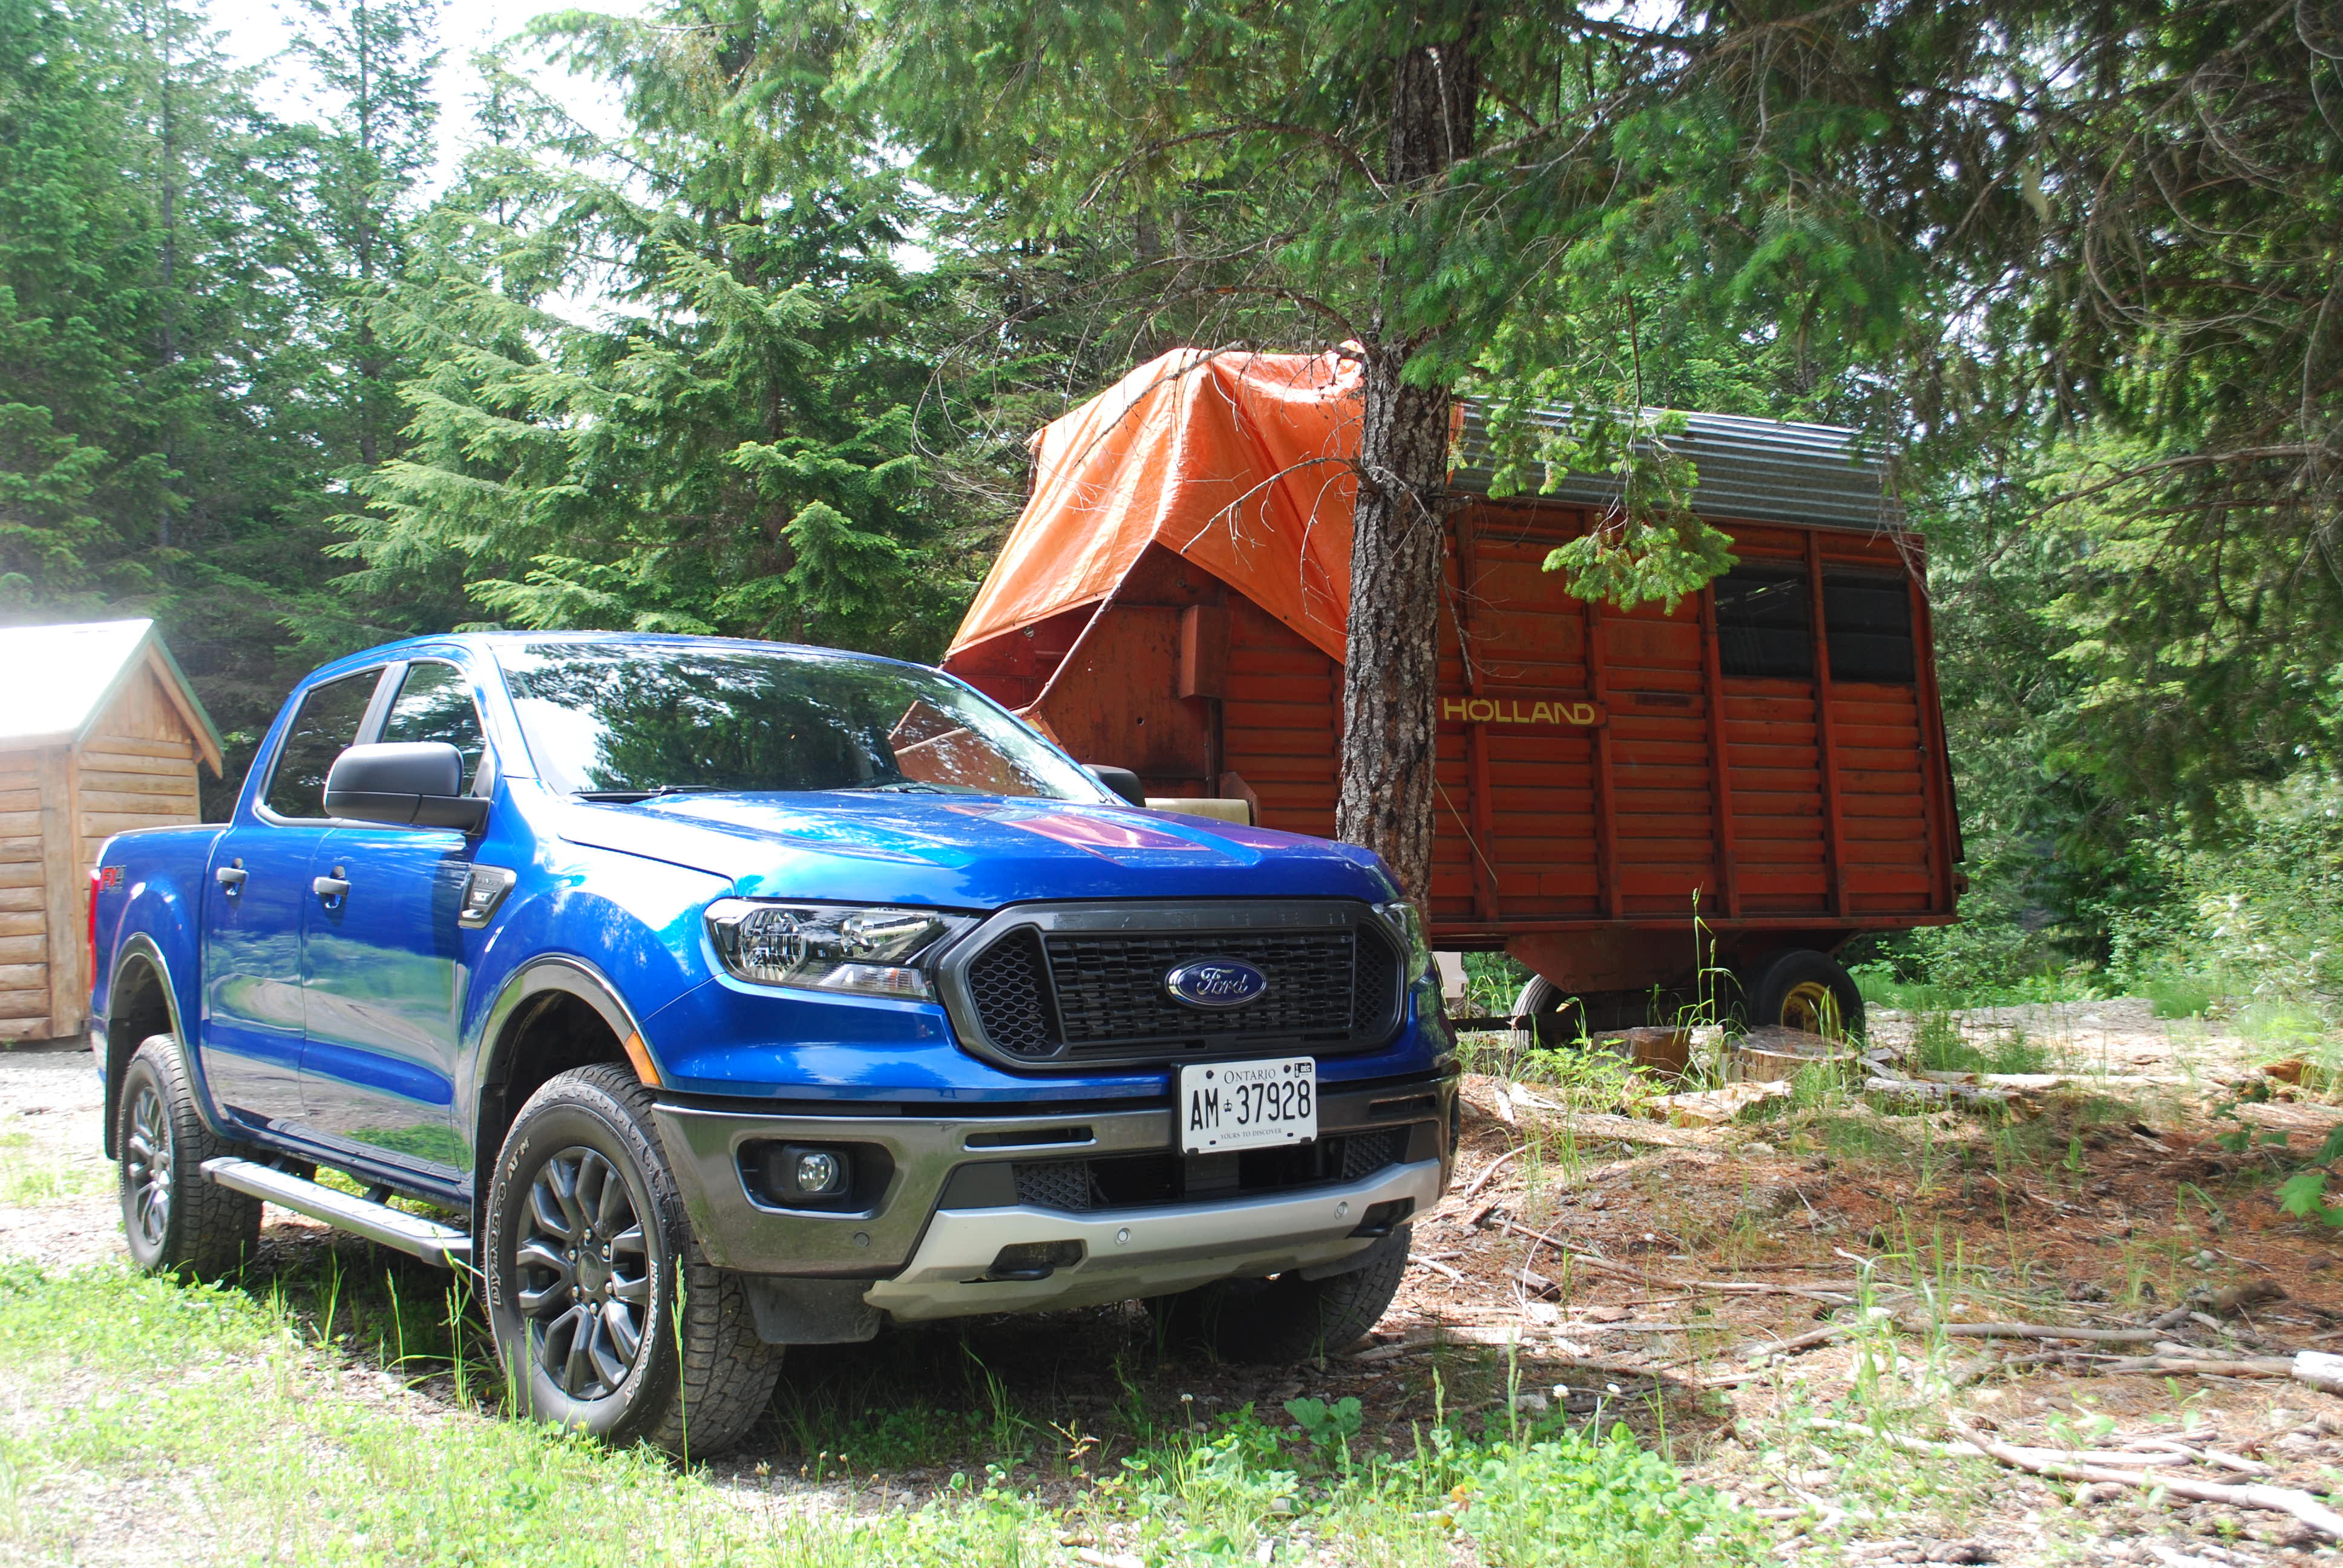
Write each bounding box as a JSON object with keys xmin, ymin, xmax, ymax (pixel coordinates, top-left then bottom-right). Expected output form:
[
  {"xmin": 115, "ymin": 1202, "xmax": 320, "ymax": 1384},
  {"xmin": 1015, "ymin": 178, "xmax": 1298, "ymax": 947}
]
[
  {"xmin": 1823, "ymin": 571, "xmax": 1917, "ymax": 684},
  {"xmin": 381, "ymin": 661, "xmax": 488, "ymax": 792},
  {"xmin": 263, "ymin": 671, "xmax": 382, "ymax": 820},
  {"xmin": 1714, "ymin": 566, "xmax": 1814, "ymax": 679}
]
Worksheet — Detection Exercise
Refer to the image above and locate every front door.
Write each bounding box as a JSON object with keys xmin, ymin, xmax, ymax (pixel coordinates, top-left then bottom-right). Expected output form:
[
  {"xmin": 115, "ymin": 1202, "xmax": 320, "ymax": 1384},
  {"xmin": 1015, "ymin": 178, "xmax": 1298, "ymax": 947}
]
[
  {"xmin": 298, "ymin": 659, "xmax": 493, "ymax": 1177},
  {"xmin": 199, "ymin": 668, "xmax": 383, "ymax": 1132}
]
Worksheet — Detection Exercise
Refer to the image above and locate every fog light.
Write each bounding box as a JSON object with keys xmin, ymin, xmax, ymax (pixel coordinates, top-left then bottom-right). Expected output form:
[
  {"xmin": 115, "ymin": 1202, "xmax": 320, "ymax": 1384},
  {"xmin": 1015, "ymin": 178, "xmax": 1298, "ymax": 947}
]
[
  {"xmin": 986, "ymin": 1240, "xmax": 1084, "ymax": 1281},
  {"xmin": 793, "ymin": 1149, "xmax": 844, "ymax": 1195}
]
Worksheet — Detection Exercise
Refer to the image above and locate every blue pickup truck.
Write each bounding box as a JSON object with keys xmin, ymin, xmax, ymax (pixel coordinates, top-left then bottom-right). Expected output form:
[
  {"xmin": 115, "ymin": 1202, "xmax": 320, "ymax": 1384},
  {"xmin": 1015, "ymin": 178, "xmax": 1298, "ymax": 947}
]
[{"xmin": 87, "ymin": 632, "xmax": 1458, "ymax": 1454}]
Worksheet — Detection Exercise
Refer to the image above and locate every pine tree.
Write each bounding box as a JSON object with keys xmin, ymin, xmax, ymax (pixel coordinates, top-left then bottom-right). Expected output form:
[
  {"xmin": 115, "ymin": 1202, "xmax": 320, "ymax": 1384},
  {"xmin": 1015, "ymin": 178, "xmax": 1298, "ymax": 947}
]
[{"xmin": 342, "ymin": 5, "xmax": 982, "ymax": 656}]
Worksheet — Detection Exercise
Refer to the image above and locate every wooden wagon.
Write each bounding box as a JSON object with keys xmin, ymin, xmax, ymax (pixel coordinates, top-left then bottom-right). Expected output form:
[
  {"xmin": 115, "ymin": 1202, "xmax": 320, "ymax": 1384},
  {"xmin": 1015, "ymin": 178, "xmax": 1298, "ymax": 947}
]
[{"xmin": 943, "ymin": 351, "xmax": 1960, "ymax": 1034}]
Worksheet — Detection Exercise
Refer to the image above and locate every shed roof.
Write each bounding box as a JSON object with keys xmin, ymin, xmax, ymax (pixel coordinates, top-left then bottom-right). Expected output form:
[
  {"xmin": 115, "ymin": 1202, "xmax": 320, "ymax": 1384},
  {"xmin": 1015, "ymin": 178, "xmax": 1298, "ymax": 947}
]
[{"xmin": 0, "ymin": 619, "xmax": 224, "ymax": 774}]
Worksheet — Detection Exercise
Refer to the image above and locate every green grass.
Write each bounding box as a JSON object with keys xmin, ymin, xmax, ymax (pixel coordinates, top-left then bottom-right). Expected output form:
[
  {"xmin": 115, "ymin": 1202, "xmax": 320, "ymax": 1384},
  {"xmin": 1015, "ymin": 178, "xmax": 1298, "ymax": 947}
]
[
  {"xmin": 0, "ymin": 1263, "xmax": 1765, "ymax": 1567},
  {"xmin": 2140, "ymin": 974, "xmax": 2221, "ymax": 1020},
  {"xmin": 1909, "ymin": 1012, "xmax": 2050, "ymax": 1076},
  {"xmin": 1849, "ymin": 964, "xmax": 2099, "ymax": 1014}
]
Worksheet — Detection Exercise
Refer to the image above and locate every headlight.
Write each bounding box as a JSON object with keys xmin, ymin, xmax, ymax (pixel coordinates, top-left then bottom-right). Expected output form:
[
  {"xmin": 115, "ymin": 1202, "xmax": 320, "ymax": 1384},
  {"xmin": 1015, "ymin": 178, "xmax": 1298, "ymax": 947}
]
[
  {"xmin": 704, "ymin": 900, "xmax": 971, "ymax": 1000},
  {"xmin": 1373, "ymin": 899, "xmax": 1435, "ymax": 982}
]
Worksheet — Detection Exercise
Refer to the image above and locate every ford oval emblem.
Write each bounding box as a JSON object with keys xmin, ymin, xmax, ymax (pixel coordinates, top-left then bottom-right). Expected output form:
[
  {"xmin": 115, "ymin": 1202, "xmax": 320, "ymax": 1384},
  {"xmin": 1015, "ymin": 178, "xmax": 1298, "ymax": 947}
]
[{"xmin": 1164, "ymin": 958, "xmax": 1270, "ymax": 1011}]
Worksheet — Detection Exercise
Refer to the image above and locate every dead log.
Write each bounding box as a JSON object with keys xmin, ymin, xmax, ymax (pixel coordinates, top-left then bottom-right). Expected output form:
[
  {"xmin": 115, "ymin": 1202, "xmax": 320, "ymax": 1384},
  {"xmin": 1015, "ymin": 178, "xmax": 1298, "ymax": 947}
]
[{"xmin": 1944, "ymin": 1410, "xmax": 2343, "ymax": 1542}]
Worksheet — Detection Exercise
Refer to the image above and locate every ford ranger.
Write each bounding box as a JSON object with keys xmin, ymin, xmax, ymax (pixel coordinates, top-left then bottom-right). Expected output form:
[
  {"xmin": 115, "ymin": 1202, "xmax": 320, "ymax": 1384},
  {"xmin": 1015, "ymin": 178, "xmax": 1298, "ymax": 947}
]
[{"xmin": 87, "ymin": 633, "xmax": 1458, "ymax": 1454}]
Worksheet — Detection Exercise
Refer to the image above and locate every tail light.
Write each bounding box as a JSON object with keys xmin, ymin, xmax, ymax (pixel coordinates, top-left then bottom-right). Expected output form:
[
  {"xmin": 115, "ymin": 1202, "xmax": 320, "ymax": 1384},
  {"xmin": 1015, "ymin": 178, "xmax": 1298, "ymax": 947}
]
[{"xmin": 86, "ymin": 867, "xmax": 101, "ymax": 999}]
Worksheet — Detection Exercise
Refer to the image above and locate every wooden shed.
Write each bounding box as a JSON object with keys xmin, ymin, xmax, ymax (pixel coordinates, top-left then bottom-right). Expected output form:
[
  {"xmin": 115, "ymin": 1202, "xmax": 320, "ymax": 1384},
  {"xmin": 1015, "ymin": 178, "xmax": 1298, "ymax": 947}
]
[
  {"xmin": 945, "ymin": 350, "xmax": 1961, "ymax": 1033},
  {"xmin": 0, "ymin": 619, "xmax": 222, "ymax": 1042}
]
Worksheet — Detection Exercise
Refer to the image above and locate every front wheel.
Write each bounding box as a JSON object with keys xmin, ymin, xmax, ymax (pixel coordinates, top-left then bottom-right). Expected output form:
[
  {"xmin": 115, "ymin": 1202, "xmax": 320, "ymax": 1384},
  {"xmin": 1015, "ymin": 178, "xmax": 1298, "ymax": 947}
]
[
  {"xmin": 1150, "ymin": 1227, "xmax": 1411, "ymax": 1362},
  {"xmin": 483, "ymin": 1063, "xmax": 780, "ymax": 1457},
  {"xmin": 116, "ymin": 1034, "xmax": 261, "ymax": 1279}
]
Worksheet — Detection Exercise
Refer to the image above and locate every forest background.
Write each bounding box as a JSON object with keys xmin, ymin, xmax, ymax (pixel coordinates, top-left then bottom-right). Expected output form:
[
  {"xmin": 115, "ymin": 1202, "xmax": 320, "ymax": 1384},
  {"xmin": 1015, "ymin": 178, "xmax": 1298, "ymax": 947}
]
[{"xmin": 2, "ymin": 0, "xmax": 2337, "ymax": 1040}]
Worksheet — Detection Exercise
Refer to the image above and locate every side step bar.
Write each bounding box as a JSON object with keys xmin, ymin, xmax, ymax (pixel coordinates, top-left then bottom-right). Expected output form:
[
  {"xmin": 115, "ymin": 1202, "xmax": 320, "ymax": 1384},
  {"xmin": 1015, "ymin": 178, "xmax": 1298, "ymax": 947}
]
[{"xmin": 202, "ymin": 1157, "xmax": 473, "ymax": 1269}]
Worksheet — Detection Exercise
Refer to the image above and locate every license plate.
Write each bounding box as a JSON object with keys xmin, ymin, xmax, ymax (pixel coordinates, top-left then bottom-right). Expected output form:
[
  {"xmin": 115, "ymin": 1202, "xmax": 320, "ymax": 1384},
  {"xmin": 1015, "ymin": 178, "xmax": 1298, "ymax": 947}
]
[{"xmin": 1179, "ymin": 1057, "xmax": 1317, "ymax": 1154}]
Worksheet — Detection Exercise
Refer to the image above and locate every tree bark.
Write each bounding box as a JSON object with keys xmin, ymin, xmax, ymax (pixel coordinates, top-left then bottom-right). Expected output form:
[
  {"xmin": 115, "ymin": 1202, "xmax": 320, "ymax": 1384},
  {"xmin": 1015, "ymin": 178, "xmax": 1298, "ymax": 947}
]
[
  {"xmin": 1337, "ymin": 353, "xmax": 1452, "ymax": 901},
  {"xmin": 1334, "ymin": 16, "xmax": 1478, "ymax": 903}
]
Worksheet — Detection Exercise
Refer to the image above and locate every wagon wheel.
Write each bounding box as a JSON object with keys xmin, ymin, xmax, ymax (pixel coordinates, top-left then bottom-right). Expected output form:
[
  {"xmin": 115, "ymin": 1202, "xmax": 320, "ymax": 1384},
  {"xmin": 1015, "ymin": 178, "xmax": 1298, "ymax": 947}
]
[
  {"xmin": 1511, "ymin": 976, "xmax": 1585, "ymax": 1051},
  {"xmin": 1746, "ymin": 950, "xmax": 1865, "ymax": 1040}
]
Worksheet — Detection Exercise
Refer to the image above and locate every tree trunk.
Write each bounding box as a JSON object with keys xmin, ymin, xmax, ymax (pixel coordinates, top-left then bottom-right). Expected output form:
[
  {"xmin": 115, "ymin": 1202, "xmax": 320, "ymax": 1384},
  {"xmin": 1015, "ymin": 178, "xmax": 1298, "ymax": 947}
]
[
  {"xmin": 1337, "ymin": 353, "xmax": 1452, "ymax": 901},
  {"xmin": 1334, "ymin": 18, "xmax": 1477, "ymax": 903}
]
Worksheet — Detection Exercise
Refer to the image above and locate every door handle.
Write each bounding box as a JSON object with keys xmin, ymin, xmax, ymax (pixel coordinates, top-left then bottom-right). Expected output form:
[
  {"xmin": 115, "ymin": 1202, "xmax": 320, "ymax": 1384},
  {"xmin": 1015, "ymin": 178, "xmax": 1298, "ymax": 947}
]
[
  {"xmin": 312, "ymin": 874, "xmax": 350, "ymax": 904},
  {"xmin": 215, "ymin": 866, "xmax": 247, "ymax": 892}
]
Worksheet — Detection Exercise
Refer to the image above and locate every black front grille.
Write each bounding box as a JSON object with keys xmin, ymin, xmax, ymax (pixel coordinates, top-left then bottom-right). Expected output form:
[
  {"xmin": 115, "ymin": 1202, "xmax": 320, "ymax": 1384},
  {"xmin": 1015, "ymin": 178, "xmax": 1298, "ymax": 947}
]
[
  {"xmin": 949, "ymin": 904, "xmax": 1411, "ymax": 1070},
  {"xmin": 1044, "ymin": 930, "xmax": 1358, "ymax": 1045},
  {"xmin": 1010, "ymin": 1128, "xmax": 1412, "ymax": 1213}
]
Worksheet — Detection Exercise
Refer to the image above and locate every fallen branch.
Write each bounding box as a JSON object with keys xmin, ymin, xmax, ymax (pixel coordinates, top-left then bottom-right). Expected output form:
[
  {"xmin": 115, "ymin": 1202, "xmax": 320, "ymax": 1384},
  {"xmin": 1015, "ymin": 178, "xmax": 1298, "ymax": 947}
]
[
  {"xmin": 1918, "ymin": 1322, "xmax": 2164, "ymax": 1345},
  {"xmin": 1651, "ymin": 1321, "xmax": 1847, "ymax": 1373},
  {"xmin": 1944, "ymin": 1410, "xmax": 2343, "ymax": 1542},
  {"xmin": 1458, "ymin": 1146, "xmax": 1523, "ymax": 1204},
  {"xmin": 1801, "ymin": 1417, "xmax": 2187, "ymax": 1468},
  {"xmin": 1865, "ymin": 1076, "xmax": 2015, "ymax": 1107},
  {"xmin": 1501, "ymin": 1231, "xmax": 1864, "ymax": 1305},
  {"xmin": 1410, "ymin": 1253, "xmax": 1467, "ymax": 1284},
  {"xmin": 2097, "ymin": 1354, "xmax": 2295, "ymax": 1377}
]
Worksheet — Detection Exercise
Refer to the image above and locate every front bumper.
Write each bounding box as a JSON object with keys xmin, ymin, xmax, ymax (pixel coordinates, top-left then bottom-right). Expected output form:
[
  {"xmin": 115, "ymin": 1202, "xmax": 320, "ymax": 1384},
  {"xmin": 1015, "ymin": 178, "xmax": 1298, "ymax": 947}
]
[
  {"xmin": 651, "ymin": 1070, "xmax": 1456, "ymax": 1318},
  {"xmin": 864, "ymin": 1157, "xmax": 1443, "ymax": 1321}
]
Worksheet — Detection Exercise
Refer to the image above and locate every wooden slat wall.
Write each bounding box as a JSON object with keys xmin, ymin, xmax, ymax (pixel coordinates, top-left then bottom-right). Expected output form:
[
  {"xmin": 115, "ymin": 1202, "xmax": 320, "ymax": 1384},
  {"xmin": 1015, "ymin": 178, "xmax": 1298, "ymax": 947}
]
[
  {"xmin": 1221, "ymin": 597, "xmax": 1338, "ymax": 840},
  {"xmin": 1602, "ymin": 599, "xmax": 1719, "ymax": 914},
  {"xmin": 1431, "ymin": 523, "xmax": 1602, "ymax": 921},
  {"xmin": 0, "ymin": 662, "xmax": 208, "ymax": 1041},
  {"xmin": 1833, "ymin": 682, "xmax": 1933, "ymax": 909},
  {"xmin": 0, "ymin": 748, "xmax": 47, "ymax": 1039}
]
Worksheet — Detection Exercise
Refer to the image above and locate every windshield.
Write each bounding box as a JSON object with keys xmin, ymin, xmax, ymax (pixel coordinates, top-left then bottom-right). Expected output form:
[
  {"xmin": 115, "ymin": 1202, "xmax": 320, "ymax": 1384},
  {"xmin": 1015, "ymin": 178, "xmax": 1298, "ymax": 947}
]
[{"xmin": 496, "ymin": 641, "xmax": 1115, "ymax": 804}]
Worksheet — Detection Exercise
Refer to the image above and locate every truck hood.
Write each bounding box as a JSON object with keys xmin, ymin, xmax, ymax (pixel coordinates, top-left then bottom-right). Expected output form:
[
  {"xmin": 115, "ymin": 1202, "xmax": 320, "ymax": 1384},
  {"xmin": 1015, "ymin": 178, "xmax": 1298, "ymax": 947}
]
[{"xmin": 551, "ymin": 791, "xmax": 1398, "ymax": 909}]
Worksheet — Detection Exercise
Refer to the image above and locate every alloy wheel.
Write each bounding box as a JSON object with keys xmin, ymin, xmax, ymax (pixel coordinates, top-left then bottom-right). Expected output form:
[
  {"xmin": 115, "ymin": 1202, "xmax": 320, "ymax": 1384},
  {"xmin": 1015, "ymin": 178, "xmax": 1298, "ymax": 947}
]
[
  {"xmin": 513, "ymin": 1146, "xmax": 652, "ymax": 1400},
  {"xmin": 123, "ymin": 1081, "xmax": 173, "ymax": 1249}
]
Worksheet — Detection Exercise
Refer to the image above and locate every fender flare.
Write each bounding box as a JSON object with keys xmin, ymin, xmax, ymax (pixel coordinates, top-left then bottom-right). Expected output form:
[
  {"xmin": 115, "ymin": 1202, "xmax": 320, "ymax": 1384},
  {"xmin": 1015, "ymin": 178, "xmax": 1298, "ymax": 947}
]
[{"xmin": 465, "ymin": 955, "xmax": 653, "ymax": 1174}]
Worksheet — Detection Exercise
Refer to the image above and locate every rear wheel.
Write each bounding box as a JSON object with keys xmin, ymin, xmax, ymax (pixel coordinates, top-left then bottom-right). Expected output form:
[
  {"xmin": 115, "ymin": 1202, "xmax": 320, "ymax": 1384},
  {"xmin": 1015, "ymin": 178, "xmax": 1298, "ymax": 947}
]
[
  {"xmin": 1746, "ymin": 950, "xmax": 1864, "ymax": 1039},
  {"xmin": 483, "ymin": 1063, "xmax": 781, "ymax": 1457},
  {"xmin": 116, "ymin": 1035, "xmax": 261, "ymax": 1279},
  {"xmin": 1511, "ymin": 976, "xmax": 1580, "ymax": 1049},
  {"xmin": 1150, "ymin": 1229, "xmax": 1410, "ymax": 1362}
]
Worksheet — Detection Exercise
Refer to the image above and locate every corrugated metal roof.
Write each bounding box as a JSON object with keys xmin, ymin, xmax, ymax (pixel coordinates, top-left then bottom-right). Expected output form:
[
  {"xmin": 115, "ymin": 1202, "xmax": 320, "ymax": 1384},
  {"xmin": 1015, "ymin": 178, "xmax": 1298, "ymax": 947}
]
[
  {"xmin": 0, "ymin": 619, "xmax": 224, "ymax": 771},
  {"xmin": 1450, "ymin": 405, "xmax": 1904, "ymax": 532}
]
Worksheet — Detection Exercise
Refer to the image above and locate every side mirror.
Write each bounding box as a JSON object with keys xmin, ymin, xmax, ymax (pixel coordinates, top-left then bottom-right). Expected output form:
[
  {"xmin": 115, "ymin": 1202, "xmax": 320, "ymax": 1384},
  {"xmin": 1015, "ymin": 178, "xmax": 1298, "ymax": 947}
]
[
  {"xmin": 1085, "ymin": 764, "xmax": 1146, "ymax": 808},
  {"xmin": 324, "ymin": 742, "xmax": 489, "ymax": 832}
]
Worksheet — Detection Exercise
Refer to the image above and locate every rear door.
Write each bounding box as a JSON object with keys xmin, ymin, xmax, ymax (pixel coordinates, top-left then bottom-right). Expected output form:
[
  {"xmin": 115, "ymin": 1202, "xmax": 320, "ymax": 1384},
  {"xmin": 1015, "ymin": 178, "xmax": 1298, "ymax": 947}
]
[
  {"xmin": 200, "ymin": 668, "xmax": 385, "ymax": 1132},
  {"xmin": 299, "ymin": 658, "xmax": 494, "ymax": 1177}
]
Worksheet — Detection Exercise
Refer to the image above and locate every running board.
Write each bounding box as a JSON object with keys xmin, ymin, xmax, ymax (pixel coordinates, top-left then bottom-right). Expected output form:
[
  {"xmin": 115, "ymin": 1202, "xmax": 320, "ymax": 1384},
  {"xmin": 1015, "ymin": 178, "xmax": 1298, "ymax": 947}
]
[{"xmin": 201, "ymin": 1157, "xmax": 473, "ymax": 1268}]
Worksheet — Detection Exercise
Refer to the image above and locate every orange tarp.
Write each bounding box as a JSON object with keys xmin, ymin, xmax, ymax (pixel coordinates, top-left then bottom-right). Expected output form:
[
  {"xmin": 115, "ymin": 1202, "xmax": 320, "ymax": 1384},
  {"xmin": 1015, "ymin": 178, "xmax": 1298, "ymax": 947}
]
[{"xmin": 948, "ymin": 348, "xmax": 1365, "ymax": 665}]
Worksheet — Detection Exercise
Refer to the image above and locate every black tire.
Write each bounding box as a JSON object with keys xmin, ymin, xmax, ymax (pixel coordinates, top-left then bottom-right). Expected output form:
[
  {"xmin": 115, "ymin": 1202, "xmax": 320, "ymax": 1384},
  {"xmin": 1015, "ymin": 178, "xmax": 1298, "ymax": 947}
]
[
  {"xmin": 1512, "ymin": 976, "xmax": 1580, "ymax": 1049},
  {"xmin": 1150, "ymin": 1227, "xmax": 1411, "ymax": 1362},
  {"xmin": 116, "ymin": 1034, "xmax": 261, "ymax": 1280},
  {"xmin": 483, "ymin": 1063, "xmax": 780, "ymax": 1458},
  {"xmin": 1747, "ymin": 949, "xmax": 1864, "ymax": 1039}
]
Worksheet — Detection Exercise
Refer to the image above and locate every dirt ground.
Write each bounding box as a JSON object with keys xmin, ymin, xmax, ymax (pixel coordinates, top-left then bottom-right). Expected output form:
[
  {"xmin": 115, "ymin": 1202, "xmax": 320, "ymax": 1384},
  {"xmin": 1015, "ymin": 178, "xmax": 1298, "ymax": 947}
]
[{"xmin": 5, "ymin": 1004, "xmax": 2342, "ymax": 1565}]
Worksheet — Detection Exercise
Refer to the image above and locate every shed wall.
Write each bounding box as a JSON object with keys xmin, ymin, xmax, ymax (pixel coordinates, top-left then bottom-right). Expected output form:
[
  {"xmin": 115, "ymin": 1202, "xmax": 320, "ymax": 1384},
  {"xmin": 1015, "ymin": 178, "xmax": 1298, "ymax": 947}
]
[{"xmin": 0, "ymin": 750, "xmax": 47, "ymax": 1038}]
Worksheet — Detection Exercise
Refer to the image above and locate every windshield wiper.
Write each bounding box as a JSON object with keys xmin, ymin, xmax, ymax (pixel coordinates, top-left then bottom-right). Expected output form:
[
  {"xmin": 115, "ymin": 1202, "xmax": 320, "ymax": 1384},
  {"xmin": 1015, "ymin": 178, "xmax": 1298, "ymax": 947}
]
[{"xmin": 574, "ymin": 787, "xmax": 716, "ymax": 802}]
